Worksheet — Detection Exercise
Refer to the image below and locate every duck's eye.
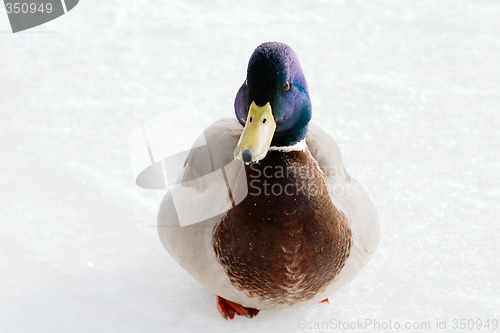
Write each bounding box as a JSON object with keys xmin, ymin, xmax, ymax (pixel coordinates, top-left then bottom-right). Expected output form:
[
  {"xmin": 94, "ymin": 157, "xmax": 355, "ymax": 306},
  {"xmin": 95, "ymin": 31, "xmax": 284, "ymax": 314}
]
[
  {"xmin": 249, "ymin": 116, "xmax": 253, "ymax": 123},
  {"xmin": 283, "ymin": 81, "xmax": 290, "ymax": 91},
  {"xmin": 262, "ymin": 118, "xmax": 267, "ymax": 125}
]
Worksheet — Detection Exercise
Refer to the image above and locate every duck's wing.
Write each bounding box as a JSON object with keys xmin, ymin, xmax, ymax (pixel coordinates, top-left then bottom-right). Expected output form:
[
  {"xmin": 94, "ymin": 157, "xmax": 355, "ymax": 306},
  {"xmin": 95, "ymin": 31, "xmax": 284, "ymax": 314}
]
[
  {"xmin": 157, "ymin": 118, "xmax": 262, "ymax": 307},
  {"xmin": 158, "ymin": 118, "xmax": 244, "ymax": 229},
  {"xmin": 306, "ymin": 123, "xmax": 380, "ymax": 291},
  {"xmin": 179, "ymin": 118, "xmax": 243, "ymax": 185}
]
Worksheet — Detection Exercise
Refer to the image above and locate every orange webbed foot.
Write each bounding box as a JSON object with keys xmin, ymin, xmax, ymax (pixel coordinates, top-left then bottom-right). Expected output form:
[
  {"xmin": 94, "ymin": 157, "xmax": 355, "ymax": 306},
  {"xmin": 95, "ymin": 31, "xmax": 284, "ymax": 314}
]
[
  {"xmin": 216, "ymin": 296, "xmax": 260, "ymax": 320},
  {"xmin": 320, "ymin": 298, "xmax": 330, "ymax": 304}
]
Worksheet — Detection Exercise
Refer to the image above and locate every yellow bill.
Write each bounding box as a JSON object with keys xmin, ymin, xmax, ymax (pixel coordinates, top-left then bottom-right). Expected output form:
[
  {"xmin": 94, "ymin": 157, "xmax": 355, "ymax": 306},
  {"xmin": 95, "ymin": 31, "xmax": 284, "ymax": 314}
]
[{"xmin": 234, "ymin": 101, "xmax": 276, "ymax": 164}]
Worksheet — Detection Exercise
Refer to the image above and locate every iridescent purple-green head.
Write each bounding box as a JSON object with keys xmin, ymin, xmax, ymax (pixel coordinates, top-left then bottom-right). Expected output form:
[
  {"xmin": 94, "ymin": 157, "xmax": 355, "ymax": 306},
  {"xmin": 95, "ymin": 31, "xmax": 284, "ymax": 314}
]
[{"xmin": 234, "ymin": 42, "xmax": 312, "ymax": 164}]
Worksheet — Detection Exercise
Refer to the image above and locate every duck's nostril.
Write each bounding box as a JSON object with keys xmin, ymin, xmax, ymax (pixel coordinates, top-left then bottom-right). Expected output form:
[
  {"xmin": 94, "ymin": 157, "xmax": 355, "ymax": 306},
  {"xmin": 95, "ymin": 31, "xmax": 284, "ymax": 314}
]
[{"xmin": 242, "ymin": 149, "xmax": 252, "ymax": 164}]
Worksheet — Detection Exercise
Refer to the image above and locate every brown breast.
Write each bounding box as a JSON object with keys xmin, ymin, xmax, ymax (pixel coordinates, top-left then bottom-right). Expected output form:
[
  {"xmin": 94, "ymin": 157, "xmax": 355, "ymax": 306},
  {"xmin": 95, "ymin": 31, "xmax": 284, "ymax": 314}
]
[{"xmin": 212, "ymin": 149, "xmax": 352, "ymax": 305}]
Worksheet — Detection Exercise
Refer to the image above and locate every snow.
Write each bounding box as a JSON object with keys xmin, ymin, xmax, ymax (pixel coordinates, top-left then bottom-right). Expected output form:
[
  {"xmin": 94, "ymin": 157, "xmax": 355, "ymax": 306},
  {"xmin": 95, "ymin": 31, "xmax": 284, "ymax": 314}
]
[{"xmin": 1, "ymin": 1, "xmax": 499, "ymax": 332}]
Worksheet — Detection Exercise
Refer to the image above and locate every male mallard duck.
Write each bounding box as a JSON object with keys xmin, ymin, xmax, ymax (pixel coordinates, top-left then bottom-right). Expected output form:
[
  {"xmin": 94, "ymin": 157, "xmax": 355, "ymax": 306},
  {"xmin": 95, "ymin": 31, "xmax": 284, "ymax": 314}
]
[{"xmin": 157, "ymin": 42, "xmax": 380, "ymax": 319}]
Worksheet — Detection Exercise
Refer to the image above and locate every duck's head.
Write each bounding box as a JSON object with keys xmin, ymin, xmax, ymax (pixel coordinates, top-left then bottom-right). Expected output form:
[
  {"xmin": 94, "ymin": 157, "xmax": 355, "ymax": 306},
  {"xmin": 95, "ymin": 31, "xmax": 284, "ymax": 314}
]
[{"xmin": 234, "ymin": 42, "xmax": 312, "ymax": 164}]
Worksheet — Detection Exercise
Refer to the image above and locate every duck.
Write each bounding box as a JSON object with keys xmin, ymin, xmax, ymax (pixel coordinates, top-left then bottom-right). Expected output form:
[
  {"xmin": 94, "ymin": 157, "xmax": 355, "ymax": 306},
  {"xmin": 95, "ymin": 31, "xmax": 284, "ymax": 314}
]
[{"xmin": 157, "ymin": 42, "xmax": 380, "ymax": 320}]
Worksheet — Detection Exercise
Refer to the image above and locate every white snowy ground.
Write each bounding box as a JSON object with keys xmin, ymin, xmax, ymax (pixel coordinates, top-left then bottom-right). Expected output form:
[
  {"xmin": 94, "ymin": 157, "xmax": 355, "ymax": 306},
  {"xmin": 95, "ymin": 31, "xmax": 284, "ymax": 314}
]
[{"xmin": 1, "ymin": 1, "xmax": 499, "ymax": 332}]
